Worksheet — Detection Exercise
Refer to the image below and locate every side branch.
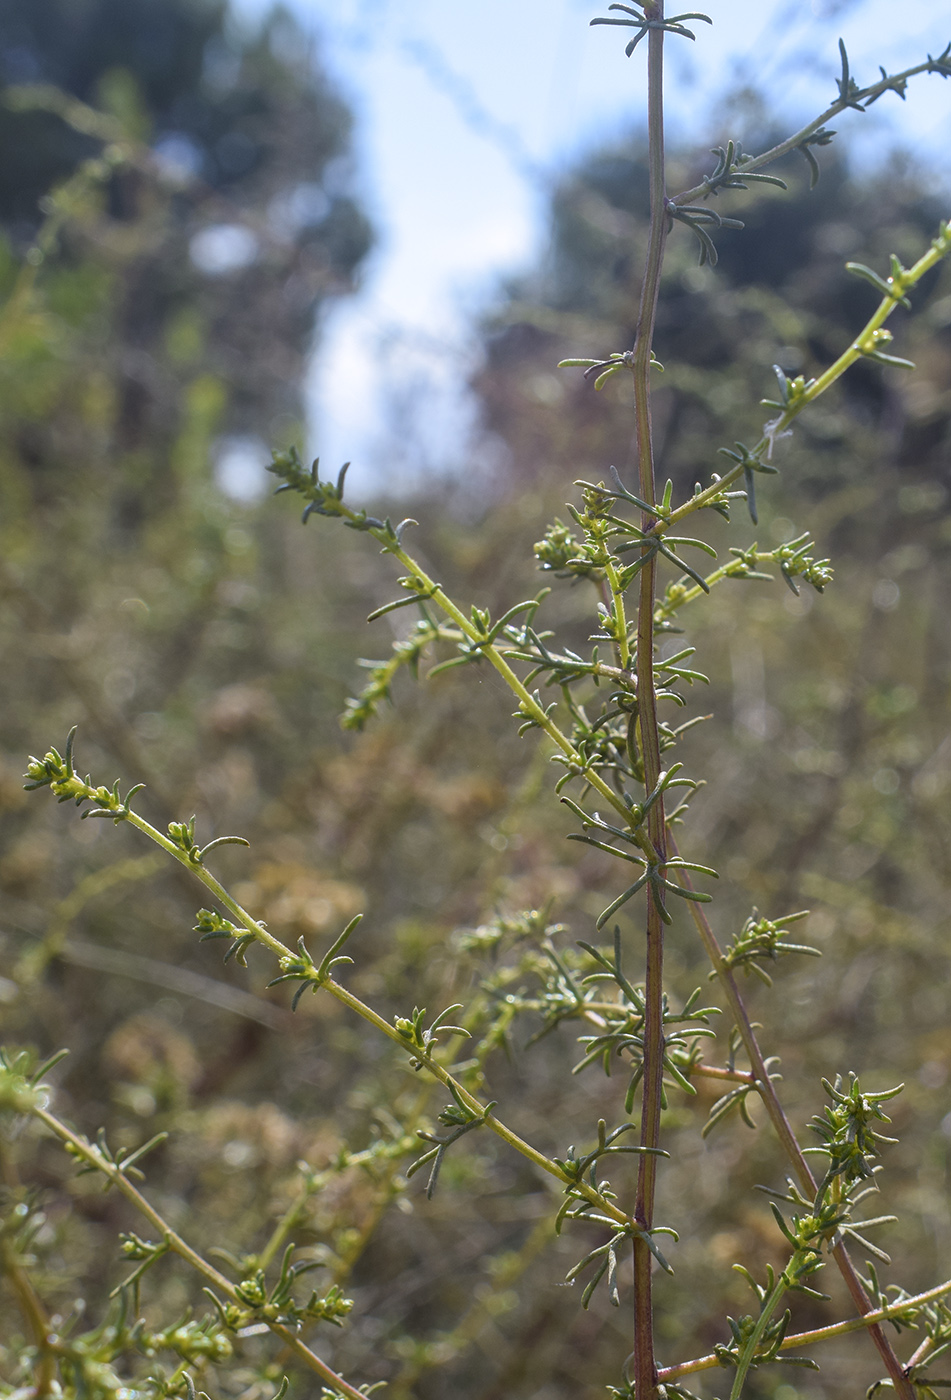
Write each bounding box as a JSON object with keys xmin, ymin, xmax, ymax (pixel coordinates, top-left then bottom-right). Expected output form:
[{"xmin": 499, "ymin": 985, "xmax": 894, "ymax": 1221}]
[
  {"xmin": 660, "ymin": 219, "xmax": 951, "ymax": 532},
  {"xmin": 671, "ymin": 837, "xmax": 916, "ymax": 1400},
  {"xmin": 670, "ymin": 53, "xmax": 951, "ymax": 207},
  {"xmin": 23, "ymin": 739, "xmax": 640, "ymax": 1233},
  {"xmin": 659, "ymin": 1275, "xmax": 951, "ymax": 1381},
  {"xmin": 32, "ymin": 1107, "xmax": 369, "ymax": 1400}
]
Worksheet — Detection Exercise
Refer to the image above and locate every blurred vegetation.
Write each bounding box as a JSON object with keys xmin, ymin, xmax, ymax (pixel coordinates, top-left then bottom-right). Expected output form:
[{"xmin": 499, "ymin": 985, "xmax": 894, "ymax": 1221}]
[{"xmin": 2, "ymin": 7, "xmax": 951, "ymax": 1399}]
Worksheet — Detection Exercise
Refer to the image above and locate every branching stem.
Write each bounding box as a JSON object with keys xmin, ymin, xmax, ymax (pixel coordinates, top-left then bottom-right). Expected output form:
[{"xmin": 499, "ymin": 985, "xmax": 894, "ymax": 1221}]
[
  {"xmin": 671, "ymin": 836, "xmax": 915, "ymax": 1399},
  {"xmin": 31, "ymin": 1106, "xmax": 369, "ymax": 1400},
  {"xmin": 36, "ymin": 782, "xmax": 640, "ymax": 1233},
  {"xmin": 671, "ymin": 59, "xmax": 949, "ymax": 209},
  {"xmin": 660, "ymin": 221, "xmax": 951, "ymax": 534},
  {"xmin": 376, "ymin": 541, "xmax": 663, "ymax": 861}
]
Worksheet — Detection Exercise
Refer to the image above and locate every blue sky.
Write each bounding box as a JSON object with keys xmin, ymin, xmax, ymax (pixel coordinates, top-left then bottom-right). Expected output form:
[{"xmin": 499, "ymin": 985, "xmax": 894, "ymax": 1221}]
[{"xmin": 228, "ymin": 0, "xmax": 951, "ymax": 492}]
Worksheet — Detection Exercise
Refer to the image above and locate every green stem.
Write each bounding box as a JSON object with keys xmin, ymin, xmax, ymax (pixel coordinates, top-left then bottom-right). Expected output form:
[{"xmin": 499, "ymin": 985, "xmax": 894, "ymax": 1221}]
[
  {"xmin": 322, "ymin": 975, "xmax": 633, "ymax": 1221},
  {"xmin": 120, "ymin": 808, "xmax": 291, "ymax": 962},
  {"xmin": 688, "ymin": 1062, "xmax": 754, "ymax": 1084},
  {"xmin": 904, "ymin": 1331, "xmax": 941, "ymax": 1375},
  {"xmin": 729, "ymin": 1273, "xmax": 789, "ymax": 1400},
  {"xmin": 652, "ymin": 555, "xmax": 774, "ymax": 622},
  {"xmin": 380, "ymin": 542, "xmax": 661, "ymax": 858},
  {"xmin": 670, "ymin": 59, "xmax": 946, "ymax": 208},
  {"xmin": 31, "ymin": 1107, "xmax": 369, "ymax": 1400},
  {"xmin": 658, "ymin": 1274, "xmax": 951, "ymax": 1381},
  {"xmin": 286, "ymin": 486, "xmax": 667, "ymax": 869},
  {"xmin": 659, "ymin": 220, "xmax": 951, "ymax": 533},
  {"xmin": 604, "ymin": 552, "xmax": 632, "ymax": 670},
  {"xmin": 166, "ymin": 849, "xmax": 634, "ymax": 1223},
  {"xmin": 37, "ymin": 775, "xmax": 636, "ymax": 1233}
]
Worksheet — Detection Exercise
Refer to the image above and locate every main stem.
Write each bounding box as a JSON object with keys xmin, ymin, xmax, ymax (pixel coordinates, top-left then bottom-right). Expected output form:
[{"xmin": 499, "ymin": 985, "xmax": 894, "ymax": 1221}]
[{"xmin": 631, "ymin": 9, "xmax": 669, "ymax": 1398}]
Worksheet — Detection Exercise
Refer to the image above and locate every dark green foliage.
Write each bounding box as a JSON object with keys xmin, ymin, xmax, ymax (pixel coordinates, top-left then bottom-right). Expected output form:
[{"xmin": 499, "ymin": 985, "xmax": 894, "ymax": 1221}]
[{"xmin": 0, "ymin": 0, "xmax": 371, "ymax": 484}]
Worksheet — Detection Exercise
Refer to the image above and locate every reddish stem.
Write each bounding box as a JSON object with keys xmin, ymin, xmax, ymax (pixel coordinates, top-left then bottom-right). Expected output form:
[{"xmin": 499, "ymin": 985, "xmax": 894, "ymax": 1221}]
[{"xmin": 630, "ymin": 5, "xmax": 670, "ymax": 1397}]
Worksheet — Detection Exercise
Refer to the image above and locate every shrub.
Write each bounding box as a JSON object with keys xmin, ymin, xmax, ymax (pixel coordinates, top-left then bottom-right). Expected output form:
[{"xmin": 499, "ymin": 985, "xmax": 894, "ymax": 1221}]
[{"xmin": 6, "ymin": 7, "xmax": 951, "ymax": 1400}]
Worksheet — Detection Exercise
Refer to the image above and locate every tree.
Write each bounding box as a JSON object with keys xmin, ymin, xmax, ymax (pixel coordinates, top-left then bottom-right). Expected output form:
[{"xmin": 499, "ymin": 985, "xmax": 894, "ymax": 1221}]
[
  {"xmin": 0, "ymin": 0, "xmax": 372, "ymax": 468},
  {"xmin": 0, "ymin": 0, "xmax": 373, "ymax": 781}
]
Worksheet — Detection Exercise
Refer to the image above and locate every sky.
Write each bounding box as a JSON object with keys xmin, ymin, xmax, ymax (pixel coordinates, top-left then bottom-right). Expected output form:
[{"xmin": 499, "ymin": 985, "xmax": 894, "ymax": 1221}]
[{"xmin": 226, "ymin": 0, "xmax": 951, "ymax": 495}]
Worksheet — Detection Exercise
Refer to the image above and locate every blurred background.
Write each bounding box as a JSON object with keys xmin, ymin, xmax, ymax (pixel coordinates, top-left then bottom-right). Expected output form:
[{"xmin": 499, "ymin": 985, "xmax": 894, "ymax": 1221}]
[
  {"xmin": 1, "ymin": 1, "xmax": 951, "ymax": 1397},
  {"xmin": 242, "ymin": 0, "xmax": 951, "ymax": 488}
]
